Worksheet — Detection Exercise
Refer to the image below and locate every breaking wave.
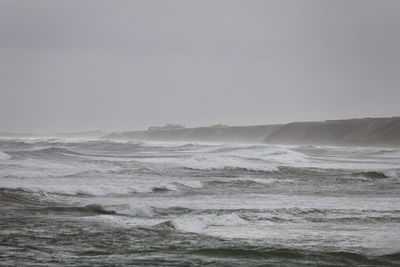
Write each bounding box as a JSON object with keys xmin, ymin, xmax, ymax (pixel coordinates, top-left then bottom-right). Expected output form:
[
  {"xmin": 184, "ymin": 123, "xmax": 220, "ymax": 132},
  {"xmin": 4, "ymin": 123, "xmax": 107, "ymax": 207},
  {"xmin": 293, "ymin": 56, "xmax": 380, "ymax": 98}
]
[
  {"xmin": 352, "ymin": 171, "xmax": 389, "ymax": 179},
  {"xmin": 177, "ymin": 154, "xmax": 279, "ymax": 172},
  {"xmin": 190, "ymin": 247, "xmax": 400, "ymax": 265},
  {"xmin": 0, "ymin": 149, "xmax": 10, "ymax": 160},
  {"xmin": 0, "ymin": 179, "xmax": 204, "ymax": 197},
  {"xmin": 1, "ymin": 138, "xmax": 400, "ymax": 265}
]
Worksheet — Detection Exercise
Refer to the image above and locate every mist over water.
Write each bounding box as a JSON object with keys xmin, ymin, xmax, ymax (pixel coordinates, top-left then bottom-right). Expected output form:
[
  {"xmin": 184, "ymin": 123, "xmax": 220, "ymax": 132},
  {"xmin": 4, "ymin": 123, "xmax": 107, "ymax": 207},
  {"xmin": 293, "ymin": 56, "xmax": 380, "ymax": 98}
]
[{"xmin": 1, "ymin": 138, "xmax": 399, "ymax": 265}]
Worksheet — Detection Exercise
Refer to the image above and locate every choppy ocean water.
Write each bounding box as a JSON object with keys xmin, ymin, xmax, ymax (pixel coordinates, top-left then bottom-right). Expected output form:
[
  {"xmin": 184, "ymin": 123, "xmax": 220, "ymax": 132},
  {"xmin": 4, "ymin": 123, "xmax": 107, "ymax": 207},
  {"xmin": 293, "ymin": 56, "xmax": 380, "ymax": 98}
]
[{"xmin": 0, "ymin": 138, "xmax": 399, "ymax": 266}]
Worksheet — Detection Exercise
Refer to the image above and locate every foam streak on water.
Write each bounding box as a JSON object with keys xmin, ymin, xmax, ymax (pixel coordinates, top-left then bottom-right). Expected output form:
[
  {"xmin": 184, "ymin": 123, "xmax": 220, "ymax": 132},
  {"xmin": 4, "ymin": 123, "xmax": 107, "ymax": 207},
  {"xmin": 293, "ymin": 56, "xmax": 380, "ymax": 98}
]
[{"xmin": 0, "ymin": 139, "xmax": 399, "ymax": 266}]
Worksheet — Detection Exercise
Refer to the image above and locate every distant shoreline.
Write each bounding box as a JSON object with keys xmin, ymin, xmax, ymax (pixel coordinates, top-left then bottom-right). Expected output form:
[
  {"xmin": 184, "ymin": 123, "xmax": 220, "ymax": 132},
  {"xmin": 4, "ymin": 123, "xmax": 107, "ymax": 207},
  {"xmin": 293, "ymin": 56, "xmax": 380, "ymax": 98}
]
[
  {"xmin": 2, "ymin": 117, "xmax": 400, "ymax": 147},
  {"xmin": 104, "ymin": 117, "xmax": 400, "ymax": 147}
]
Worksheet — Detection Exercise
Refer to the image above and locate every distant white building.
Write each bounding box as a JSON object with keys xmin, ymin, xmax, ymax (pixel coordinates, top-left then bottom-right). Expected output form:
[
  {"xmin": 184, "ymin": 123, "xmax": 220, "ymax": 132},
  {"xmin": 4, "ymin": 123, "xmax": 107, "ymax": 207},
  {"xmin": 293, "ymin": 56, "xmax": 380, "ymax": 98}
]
[{"xmin": 148, "ymin": 123, "xmax": 185, "ymax": 131}]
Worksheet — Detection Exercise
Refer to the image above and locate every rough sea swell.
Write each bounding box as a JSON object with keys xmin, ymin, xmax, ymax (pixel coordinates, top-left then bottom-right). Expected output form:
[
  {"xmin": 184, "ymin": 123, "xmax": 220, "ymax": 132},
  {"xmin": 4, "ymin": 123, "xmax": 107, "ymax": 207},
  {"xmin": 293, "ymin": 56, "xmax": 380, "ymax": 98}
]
[{"xmin": 0, "ymin": 139, "xmax": 400, "ymax": 266}]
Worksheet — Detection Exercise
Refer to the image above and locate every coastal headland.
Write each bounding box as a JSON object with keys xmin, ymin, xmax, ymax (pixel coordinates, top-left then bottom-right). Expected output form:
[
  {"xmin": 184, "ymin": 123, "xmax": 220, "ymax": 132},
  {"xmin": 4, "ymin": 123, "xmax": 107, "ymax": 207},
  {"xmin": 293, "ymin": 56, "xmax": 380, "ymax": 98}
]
[{"xmin": 104, "ymin": 117, "xmax": 400, "ymax": 147}]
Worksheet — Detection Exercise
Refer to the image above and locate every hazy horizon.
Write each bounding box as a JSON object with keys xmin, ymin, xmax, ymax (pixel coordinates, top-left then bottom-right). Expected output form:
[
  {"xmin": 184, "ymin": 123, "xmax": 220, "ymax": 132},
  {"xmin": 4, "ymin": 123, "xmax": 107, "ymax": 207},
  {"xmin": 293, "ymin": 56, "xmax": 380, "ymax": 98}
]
[
  {"xmin": 1, "ymin": 0, "xmax": 400, "ymax": 132},
  {"xmin": 1, "ymin": 115, "xmax": 400, "ymax": 135}
]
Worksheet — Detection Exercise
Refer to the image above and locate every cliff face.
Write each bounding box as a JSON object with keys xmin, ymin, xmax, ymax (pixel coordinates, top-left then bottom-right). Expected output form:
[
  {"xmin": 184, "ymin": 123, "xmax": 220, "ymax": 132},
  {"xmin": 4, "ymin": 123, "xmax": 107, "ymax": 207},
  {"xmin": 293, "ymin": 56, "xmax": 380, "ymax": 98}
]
[
  {"xmin": 101, "ymin": 117, "xmax": 400, "ymax": 147},
  {"xmin": 263, "ymin": 117, "xmax": 400, "ymax": 147},
  {"xmin": 3, "ymin": 118, "xmax": 399, "ymax": 147},
  {"xmin": 105, "ymin": 125, "xmax": 282, "ymax": 143}
]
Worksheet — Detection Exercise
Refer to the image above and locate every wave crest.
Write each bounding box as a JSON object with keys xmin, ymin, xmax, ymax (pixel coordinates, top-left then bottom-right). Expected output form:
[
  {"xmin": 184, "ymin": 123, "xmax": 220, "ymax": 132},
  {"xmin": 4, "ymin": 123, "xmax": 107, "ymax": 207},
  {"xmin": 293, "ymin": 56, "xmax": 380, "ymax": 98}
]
[{"xmin": 0, "ymin": 150, "xmax": 10, "ymax": 160}]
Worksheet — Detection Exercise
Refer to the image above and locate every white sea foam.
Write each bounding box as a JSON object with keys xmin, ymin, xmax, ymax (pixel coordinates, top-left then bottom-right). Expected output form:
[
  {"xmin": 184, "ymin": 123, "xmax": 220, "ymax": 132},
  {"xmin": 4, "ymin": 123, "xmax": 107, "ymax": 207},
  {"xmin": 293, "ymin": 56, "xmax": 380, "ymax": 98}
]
[
  {"xmin": 174, "ymin": 180, "xmax": 203, "ymax": 188},
  {"xmin": 0, "ymin": 150, "xmax": 10, "ymax": 160},
  {"xmin": 174, "ymin": 154, "xmax": 278, "ymax": 172},
  {"xmin": 0, "ymin": 175, "xmax": 203, "ymax": 196},
  {"xmin": 173, "ymin": 213, "xmax": 249, "ymax": 233},
  {"xmin": 130, "ymin": 145, "xmax": 309, "ymax": 171},
  {"xmin": 95, "ymin": 212, "xmax": 249, "ymax": 234},
  {"xmin": 382, "ymin": 169, "xmax": 400, "ymax": 178},
  {"xmin": 224, "ymin": 145, "xmax": 309, "ymax": 164},
  {"xmin": 245, "ymin": 178, "xmax": 279, "ymax": 185}
]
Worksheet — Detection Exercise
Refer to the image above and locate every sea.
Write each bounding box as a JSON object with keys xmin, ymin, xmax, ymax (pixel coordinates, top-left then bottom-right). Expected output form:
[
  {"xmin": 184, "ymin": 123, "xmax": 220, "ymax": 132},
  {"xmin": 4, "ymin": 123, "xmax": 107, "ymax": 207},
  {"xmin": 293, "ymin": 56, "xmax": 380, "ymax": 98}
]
[{"xmin": 0, "ymin": 138, "xmax": 399, "ymax": 266}]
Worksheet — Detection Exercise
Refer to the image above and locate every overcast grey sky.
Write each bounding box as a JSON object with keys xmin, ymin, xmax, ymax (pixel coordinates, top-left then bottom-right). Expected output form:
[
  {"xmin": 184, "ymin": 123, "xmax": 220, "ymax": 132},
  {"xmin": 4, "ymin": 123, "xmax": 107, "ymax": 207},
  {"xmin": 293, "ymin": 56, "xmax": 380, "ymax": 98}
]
[{"xmin": 1, "ymin": 0, "xmax": 399, "ymax": 132}]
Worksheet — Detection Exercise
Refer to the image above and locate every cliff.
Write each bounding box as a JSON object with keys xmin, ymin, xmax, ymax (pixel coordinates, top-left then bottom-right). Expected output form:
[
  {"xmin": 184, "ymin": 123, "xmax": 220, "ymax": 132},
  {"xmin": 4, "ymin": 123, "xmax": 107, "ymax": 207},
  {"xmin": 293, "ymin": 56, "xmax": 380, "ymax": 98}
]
[
  {"xmin": 105, "ymin": 117, "xmax": 400, "ymax": 147},
  {"xmin": 263, "ymin": 117, "xmax": 400, "ymax": 147},
  {"xmin": 5, "ymin": 117, "xmax": 399, "ymax": 147}
]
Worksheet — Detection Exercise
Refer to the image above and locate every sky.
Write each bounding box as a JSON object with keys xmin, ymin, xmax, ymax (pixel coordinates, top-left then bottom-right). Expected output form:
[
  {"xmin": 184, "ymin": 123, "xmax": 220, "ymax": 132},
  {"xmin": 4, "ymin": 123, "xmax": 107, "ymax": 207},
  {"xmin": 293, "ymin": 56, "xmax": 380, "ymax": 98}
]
[{"xmin": 1, "ymin": 0, "xmax": 399, "ymax": 132}]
